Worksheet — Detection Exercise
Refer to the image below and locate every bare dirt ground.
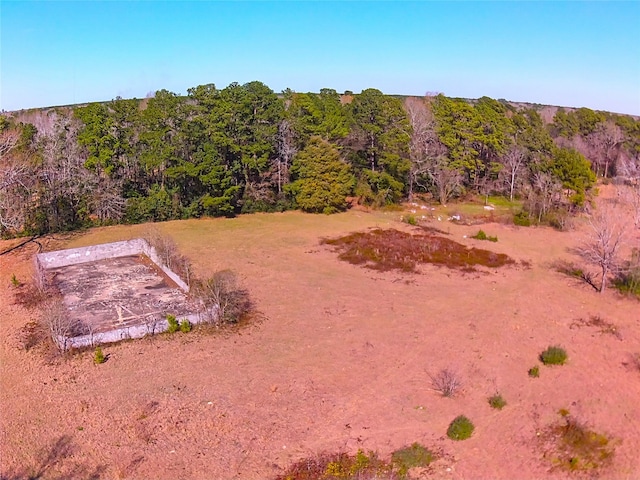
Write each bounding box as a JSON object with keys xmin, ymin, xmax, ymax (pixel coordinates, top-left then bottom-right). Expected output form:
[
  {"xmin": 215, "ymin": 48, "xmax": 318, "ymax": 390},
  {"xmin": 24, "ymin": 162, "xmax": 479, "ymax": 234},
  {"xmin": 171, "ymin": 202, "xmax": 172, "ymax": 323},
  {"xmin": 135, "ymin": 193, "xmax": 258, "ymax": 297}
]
[{"xmin": 1, "ymin": 190, "xmax": 639, "ymax": 480}]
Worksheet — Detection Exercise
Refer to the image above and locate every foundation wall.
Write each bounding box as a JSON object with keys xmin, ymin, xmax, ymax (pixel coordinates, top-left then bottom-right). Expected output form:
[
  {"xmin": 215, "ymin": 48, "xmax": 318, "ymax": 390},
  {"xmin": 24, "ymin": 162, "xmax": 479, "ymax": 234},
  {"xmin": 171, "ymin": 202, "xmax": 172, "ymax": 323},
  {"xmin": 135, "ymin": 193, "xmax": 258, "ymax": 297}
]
[
  {"xmin": 36, "ymin": 239, "xmax": 189, "ymax": 291},
  {"xmin": 57, "ymin": 312, "xmax": 203, "ymax": 350}
]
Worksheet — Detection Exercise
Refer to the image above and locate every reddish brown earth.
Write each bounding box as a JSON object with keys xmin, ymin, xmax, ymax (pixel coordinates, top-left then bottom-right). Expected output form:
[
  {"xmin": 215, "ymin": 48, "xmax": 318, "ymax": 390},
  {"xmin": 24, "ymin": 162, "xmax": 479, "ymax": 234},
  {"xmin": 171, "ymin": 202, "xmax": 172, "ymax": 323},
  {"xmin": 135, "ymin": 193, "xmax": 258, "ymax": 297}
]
[{"xmin": 1, "ymin": 195, "xmax": 639, "ymax": 479}]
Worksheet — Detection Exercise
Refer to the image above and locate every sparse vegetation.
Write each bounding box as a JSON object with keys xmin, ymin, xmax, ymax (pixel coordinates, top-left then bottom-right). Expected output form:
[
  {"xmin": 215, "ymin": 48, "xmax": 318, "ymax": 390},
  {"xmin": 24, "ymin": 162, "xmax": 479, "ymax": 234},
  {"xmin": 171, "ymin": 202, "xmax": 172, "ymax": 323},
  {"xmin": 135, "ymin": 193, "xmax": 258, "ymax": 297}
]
[
  {"xmin": 540, "ymin": 346, "xmax": 568, "ymax": 366},
  {"xmin": 571, "ymin": 315, "xmax": 620, "ymax": 338},
  {"xmin": 471, "ymin": 229, "xmax": 498, "ymax": 242},
  {"xmin": 274, "ymin": 449, "xmax": 397, "ymax": 480},
  {"xmin": 613, "ymin": 248, "xmax": 640, "ymax": 299},
  {"xmin": 488, "ymin": 393, "xmax": 507, "ymax": 410},
  {"xmin": 10, "ymin": 273, "xmax": 20, "ymax": 287},
  {"xmin": 275, "ymin": 443, "xmax": 436, "ymax": 480},
  {"xmin": 542, "ymin": 411, "xmax": 614, "ymax": 472},
  {"xmin": 93, "ymin": 346, "xmax": 105, "ymax": 364},
  {"xmin": 447, "ymin": 415, "xmax": 475, "ymax": 441},
  {"xmin": 528, "ymin": 366, "xmax": 540, "ymax": 378},
  {"xmin": 323, "ymin": 228, "xmax": 514, "ymax": 273},
  {"xmin": 179, "ymin": 319, "xmax": 192, "ymax": 333},
  {"xmin": 430, "ymin": 368, "xmax": 462, "ymax": 397},
  {"xmin": 391, "ymin": 442, "xmax": 435, "ymax": 476}
]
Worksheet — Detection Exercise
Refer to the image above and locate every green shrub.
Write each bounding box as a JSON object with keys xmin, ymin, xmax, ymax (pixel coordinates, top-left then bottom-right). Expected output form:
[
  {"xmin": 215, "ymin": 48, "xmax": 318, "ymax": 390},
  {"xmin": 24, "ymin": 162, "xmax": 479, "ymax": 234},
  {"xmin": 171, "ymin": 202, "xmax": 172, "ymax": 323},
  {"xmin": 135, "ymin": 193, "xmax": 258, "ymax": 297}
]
[
  {"xmin": 179, "ymin": 319, "xmax": 191, "ymax": 333},
  {"xmin": 404, "ymin": 214, "xmax": 417, "ymax": 226},
  {"xmin": 488, "ymin": 394, "xmax": 507, "ymax": 410},
  {"xmin": 540, "ymin": 346, "xmax": 568, "ymax": 365},
  {"xmin": 10, "ymin": 274, "xmax": 20, "ymax": 287},
  {"xmin": 528, "ymin": 366, "xmax": 540, "ymax": 378},
  {"xmin": 391, "ymin": 442, "xmax": 435, "ymax": 475},
  {"xmin": 447, "ymin": 415, "xmax": 475, "ymax": 441},
  {"xmin": 471, "ymin": 229, "xmax": 498, "ymax": 242},
  {"xmin": 166, "ymin": 314, "xmax": 179, "ymax": 333},
  {"xmin": 514, "ymin": 211, "xmax": 531, "ymax": 226},
  {"xmin": 94, "ymin": 346, "xmax": 105, "ymax": 364}
]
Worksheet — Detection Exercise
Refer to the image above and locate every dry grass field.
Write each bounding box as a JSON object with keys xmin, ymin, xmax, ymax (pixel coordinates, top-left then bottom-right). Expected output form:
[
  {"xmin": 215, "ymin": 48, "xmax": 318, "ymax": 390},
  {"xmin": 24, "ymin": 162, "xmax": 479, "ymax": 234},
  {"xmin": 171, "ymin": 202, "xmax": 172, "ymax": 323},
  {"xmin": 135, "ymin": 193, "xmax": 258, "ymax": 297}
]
[{"xmin": 1, "ymin": 190, "xmax": 639, "ymax": 479}]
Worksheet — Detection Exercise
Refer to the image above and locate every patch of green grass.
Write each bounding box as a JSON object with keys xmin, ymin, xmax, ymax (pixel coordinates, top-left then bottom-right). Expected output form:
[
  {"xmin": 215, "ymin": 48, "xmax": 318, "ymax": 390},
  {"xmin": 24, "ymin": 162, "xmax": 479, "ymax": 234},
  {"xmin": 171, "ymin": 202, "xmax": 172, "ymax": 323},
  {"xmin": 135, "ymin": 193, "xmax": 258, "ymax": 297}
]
[
  {"xmin": 391, "ymin": 442, "xmax": 435, "ymax": 476},
  {"xmin": 528, "ymin": 366, "xmax": 540, "ymax": 378},
  {"xmin": 447, "ymin": 415, "xmax": 475, "ymax": 441},
  {"xmin": 487, "ymin": 196, "xmax": 523, "ymax": 209},
  {"xmin": 10, "ymin": 273, "xmax": 21, "ymax": 287},
  {"xmin": 540, "ymin": 346, "xmax": 567, "ymax": 366},
  {"xmin": 488, "ymin": 393, "xmax": 507, "ymax": 410}
]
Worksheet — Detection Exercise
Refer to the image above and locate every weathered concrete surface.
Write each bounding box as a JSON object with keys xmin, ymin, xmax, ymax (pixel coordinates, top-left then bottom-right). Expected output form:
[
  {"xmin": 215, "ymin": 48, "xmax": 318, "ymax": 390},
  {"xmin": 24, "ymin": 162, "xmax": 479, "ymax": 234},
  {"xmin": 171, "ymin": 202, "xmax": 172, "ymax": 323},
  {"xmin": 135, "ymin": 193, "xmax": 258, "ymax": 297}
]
[
  {"xmin": 36, "ymin": 239, "xmax": 189, "ymax": 291},
  {"xmin": 37, "ymin": 239, "xmax": 199, "ymax": 349}
]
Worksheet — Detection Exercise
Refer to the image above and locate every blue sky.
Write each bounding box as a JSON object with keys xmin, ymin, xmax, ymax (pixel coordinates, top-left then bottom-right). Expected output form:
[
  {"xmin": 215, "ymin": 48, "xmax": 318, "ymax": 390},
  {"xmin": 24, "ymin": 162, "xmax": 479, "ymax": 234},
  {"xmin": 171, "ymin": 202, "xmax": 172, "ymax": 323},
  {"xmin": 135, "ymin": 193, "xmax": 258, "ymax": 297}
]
[{"xmin": 1, "ymin": 1, "xmax": 639, "ymax": 114}]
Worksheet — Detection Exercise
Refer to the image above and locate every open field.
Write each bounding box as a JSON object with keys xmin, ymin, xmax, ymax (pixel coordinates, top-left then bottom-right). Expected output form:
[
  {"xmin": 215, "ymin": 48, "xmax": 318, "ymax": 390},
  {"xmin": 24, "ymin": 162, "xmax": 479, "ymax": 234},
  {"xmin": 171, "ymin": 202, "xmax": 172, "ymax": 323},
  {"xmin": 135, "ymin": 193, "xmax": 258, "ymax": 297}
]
[{"xmin": 1, "ymin": 199, "xmax": 640, "ymax": 479}]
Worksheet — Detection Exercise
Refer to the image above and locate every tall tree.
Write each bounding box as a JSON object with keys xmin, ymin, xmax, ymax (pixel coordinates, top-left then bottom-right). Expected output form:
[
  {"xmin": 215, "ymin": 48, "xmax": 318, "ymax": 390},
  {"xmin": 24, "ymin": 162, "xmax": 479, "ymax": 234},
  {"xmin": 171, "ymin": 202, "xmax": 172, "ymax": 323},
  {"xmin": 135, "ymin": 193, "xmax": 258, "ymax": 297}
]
[
  {"xmin": 286, "ymin": 136, "xmax": 354, "ymax": 213},
  {"xmin": 348, "ymin": 88, "xmax": 410, "ymax": 204}
]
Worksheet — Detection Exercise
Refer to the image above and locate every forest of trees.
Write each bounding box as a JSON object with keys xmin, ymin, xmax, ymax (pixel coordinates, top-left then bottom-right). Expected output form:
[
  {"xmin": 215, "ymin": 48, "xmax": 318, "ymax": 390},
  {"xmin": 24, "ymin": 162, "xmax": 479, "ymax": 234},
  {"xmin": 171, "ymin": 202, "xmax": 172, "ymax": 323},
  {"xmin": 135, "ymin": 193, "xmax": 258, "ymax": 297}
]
[{"xmin": 1, "ymin": 81, "xmax": 639, "ymax": 237}]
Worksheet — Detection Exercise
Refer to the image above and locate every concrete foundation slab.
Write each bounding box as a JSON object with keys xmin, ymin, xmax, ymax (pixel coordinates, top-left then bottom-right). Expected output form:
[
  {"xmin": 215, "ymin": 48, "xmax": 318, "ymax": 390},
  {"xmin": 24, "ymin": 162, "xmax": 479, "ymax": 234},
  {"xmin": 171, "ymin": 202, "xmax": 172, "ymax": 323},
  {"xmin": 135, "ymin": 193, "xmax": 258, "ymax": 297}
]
[{"xmin": 36, "ymin": 239, "xmax": 200, "ymax": 349}]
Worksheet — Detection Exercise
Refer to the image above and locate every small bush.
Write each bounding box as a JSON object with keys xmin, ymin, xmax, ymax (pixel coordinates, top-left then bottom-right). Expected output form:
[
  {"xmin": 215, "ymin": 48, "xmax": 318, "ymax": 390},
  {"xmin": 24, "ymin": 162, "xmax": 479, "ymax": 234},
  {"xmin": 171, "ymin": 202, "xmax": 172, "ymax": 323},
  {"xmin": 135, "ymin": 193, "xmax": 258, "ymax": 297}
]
[
  {"xmin": 94, "ymin": 346, "xmax": 105, "ymax": 364},
  {"xmin": 528, "ymin": 366, "xmax": 540, "ymax": 378},
  {"xmin": 179, "ymin": 319, "xmax": 191, "ymax": 333},
  {"xmin": 471, "ymin": 229, "xmax": 498, "ymax": 242},
  {"xmin": 514, "ymin": 211, "xmax": 531, "ymax": 227},
  {"xmin": 403, "ymin": 214, "xmax": 417, "ymax": 226},
  {"xmin": 488, "ymin": 393, "xmax": 507, "ymax": 410},
  {"xmin": 430, "ymin": 368, "xmax": 462, "ymax": 397},
  {"xmin": 540, "ymin": 346, "xmax": 568, "ymax": 366},
  {"xmin": 10, "ymin": 273, "xmax": 20, "ymax": 287},
  {"xmin": 166, "ymin": 314, "xmax": 179, "ymax": 333},
  {"xmin": 391, "ymin": 442, "xmax": 435, "ymax": 475},
  {"xmin": 447, "ymin": 415, "xmax": 475, "ymax": 441}
]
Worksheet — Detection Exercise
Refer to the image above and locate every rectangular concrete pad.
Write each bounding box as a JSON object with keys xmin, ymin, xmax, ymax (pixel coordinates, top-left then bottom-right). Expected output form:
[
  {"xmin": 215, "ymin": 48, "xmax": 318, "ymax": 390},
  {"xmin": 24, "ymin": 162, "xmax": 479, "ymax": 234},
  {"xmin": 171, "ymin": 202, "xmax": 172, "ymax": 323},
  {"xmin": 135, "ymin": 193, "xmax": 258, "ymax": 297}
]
[
  {"xmin": 50, "ymin": 255, "xmax": 192, "ymax": 334},
  {"xmin": 36, "ymin": 239, "xmax": 200, "ymax": 349}
]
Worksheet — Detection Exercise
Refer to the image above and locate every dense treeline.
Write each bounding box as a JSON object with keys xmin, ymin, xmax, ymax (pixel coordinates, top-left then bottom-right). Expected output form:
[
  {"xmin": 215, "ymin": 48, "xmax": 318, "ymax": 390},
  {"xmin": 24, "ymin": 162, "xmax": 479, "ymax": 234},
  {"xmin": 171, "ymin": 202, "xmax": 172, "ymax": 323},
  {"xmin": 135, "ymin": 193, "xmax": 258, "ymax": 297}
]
[{"xmin": 1, "ymin": 81, "xmax": 639, "ymax": 236}]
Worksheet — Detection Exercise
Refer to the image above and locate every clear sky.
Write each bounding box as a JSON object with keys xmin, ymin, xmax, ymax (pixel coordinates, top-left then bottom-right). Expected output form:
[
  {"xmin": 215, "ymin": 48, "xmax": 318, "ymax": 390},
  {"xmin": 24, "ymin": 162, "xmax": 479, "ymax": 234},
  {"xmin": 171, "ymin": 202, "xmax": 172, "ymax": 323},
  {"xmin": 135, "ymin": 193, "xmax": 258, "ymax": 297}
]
[{"xmin": 1, "ymin": 1, "xmax": 639, "ymax": 115}]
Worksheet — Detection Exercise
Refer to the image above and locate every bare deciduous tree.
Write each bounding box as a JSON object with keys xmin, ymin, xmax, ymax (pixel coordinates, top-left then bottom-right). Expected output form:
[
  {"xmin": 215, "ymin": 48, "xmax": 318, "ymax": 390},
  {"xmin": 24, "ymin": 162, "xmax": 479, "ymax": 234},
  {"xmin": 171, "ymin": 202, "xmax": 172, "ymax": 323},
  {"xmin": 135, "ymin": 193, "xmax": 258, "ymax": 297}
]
[
  {"xmin": 578, "ymin": 207, "xmax": 626, "ymax": 293},
  {"xmin": 194, "ymin": 270, "xmax": 252, "ymax": 325},
  {"xmin": 405, "ymin": 96, "xmax": 450, "ymax": 201},
  {"xmin": 525, "ymin": 171, "xmax": 562, "ymax": 222},
  {"xmin": 42, "ymin": 297, "xmax": 81, "ymax": 351},
  {"xmin": 500, "ymin": 145, "xmax": 526, "ymax": 201},
  {"xmin": 587, "ymin": 121, "xmax": 623, "ymax": 178},
  {"xmin": 276, "ymin": 118, "xmax": 297, "ymax": 195}
]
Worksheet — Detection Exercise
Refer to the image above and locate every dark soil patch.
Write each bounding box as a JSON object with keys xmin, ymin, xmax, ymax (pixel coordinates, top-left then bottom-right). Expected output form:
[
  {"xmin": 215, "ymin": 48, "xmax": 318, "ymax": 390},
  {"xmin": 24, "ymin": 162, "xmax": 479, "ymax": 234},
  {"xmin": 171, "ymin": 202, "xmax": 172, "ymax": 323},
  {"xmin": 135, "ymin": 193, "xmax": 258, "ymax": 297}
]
[{"xmin": 322, "ymin": 228, "xmax": 514, "ymax": 273}]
